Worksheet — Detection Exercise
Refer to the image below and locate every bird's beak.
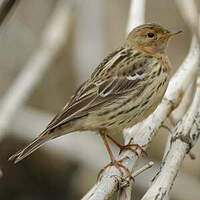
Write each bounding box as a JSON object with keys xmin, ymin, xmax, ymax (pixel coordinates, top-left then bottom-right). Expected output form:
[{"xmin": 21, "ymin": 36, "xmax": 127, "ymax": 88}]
[{"xmin": 168, "ymin": 30, "xmax": 183, "ymax": 37}]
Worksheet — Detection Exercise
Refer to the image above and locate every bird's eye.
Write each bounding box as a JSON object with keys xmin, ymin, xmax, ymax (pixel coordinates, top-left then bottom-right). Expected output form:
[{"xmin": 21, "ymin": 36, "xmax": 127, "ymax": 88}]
[{"xmin": 147, "ymin": 32, "xmax": 155, "ymax": 38}]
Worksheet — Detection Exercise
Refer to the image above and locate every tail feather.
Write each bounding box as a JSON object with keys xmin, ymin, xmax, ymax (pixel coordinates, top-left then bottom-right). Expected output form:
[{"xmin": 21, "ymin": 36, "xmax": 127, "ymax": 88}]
[{"xmin": 9, "ymin": 134, "xmax": 52, "ymax": 164}]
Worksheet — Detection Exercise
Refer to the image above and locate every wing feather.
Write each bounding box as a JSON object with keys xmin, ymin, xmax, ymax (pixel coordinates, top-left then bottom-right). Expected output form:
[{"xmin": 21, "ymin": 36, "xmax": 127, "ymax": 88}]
[{"xmin": 45, "ymin": 48, "xmax": 155, "ymax": 131}]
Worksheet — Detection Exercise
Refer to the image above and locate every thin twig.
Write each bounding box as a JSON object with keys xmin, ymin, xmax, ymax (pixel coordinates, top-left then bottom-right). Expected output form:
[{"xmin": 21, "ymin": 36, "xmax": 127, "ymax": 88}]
[{"xmin": 132, "ymin": 162, "xmax": 154, "ymax": 178}]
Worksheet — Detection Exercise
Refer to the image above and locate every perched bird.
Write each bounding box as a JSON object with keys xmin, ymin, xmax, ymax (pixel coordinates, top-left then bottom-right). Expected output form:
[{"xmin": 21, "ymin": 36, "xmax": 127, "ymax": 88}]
[{"xmin": 9, "ymin": 23, "xmax": 182, "ymax": 167}]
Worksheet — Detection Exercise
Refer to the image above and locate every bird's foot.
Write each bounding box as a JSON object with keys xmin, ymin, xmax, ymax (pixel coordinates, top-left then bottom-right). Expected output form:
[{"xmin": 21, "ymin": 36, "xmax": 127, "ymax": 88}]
[
  {"xmin": 97, "ymin": 157, "xmax": 131, "ymax": 180},
  {"xmin": 119, "ymin": 138, "xmax": 147, "ymax": 156},
  {"xmin": 105, "ymin": 134, "xmax": 147, "ymax": 156}
]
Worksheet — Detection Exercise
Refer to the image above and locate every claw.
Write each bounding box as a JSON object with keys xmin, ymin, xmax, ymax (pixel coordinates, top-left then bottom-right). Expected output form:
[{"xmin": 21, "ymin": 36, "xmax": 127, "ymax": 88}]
[
  {"xmin": 119, "ymin": 139, "xmax": 147, "ymax": 157},
  {"xmin": 97, "ymin": 158, "xmax": 131, "ymax": 180}
]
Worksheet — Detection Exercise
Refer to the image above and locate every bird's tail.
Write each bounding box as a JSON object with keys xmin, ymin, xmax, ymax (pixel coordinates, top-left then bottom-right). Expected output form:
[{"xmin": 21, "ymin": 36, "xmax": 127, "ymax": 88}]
[{"xmin": 9, "ymin": 132, "xmax": 53, "ymax": 164}]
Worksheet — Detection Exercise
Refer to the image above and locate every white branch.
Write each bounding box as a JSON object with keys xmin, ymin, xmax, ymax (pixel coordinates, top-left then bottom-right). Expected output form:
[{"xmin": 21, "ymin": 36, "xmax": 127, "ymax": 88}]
[
  {"xmin": 0, "ymin": 0, "xmax": 72, "ymax": 138},
  {"xmin": 126, "ymin": 0, "xmax": 145, "ymax": 33},
  {"xmin": 82, "ymin": 22, "xmax": 200, "ymax": 200},
  {"xmin": 175, "ymin": 0, "xmax": 200, "ymax": 40},
  {"xmin": 118, "ymin": 162, "xmax": 154, "ymax": 200},
  {"xmin": 163, "ymin": 79, "xmax": 196, "ymax": 160},
  {"xmin": 141, "ymin": 77, "xmax": 200, "ymax": 200},
  {"xmin": 170, "ymin": 81, "xmax": 196, "ymax": 125},
  {"xmin": 144, "ymin": 2, "xmax": 200, "ymax": 198}
]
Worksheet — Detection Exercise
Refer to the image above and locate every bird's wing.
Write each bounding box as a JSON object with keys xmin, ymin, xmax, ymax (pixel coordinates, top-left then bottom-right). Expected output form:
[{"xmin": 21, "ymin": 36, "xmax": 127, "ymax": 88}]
[{"xmin": 45, "ymin": 48, "xmax": 154, "ymax": 131}]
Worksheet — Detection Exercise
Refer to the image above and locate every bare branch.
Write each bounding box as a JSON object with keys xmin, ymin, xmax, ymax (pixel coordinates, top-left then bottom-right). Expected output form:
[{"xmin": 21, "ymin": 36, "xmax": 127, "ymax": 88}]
[
  {"xmin": 126, "ymin": 0, "xmax": 145, "ymax": 33},
  {"xmin": 170, "ymin": 81, "xmax": 196, "ymax": 125},
  {"xmin": 132, "ymin": 162, "xmax": 154, "ymax": 178},
  {"xmin": 175, "ymin": 0, "xmax": 200, "ymax": 41},
  {"xmin": 117, "ymin": 162, "xmax": 154, "ymax": 200},
  {"xmin": 164, "ymin": 80, "xmax": 196, "ymax": 160},
  {"xmin": 141, "ymin": 77, "xmax": 200, "ymax": 200}
]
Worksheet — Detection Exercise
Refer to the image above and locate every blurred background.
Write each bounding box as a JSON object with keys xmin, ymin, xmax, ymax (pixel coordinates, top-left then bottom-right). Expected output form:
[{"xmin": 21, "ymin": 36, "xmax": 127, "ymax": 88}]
[{"xmin": 0, "ymin": 0, "xmax": 199, "ymax": 199}]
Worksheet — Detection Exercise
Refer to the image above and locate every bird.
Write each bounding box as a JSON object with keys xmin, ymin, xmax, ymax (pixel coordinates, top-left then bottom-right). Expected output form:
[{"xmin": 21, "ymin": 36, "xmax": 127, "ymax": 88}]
[{"xmin": 9, "ymin": 23, "xmax": 182, "ymax": 169}]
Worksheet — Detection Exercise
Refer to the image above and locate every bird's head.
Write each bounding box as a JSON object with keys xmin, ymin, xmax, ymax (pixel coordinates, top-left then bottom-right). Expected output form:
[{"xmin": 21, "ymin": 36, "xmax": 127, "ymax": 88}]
[{"xmin": 126, "ymin": 23, "xmax": 182, "ymax": 54}]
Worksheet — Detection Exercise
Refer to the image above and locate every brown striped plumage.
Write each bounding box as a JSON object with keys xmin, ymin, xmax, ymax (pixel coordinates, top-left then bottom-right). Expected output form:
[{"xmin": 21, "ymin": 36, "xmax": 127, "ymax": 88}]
[{"xmin": 9, "ymin": 23, "xmax": 182, "ymax": 163}]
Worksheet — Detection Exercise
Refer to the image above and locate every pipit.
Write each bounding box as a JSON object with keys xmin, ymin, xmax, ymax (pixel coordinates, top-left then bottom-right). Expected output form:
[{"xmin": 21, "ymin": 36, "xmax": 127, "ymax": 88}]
[{"xmin": 9, "ymin": 24, "xmax": 182, "ymax": 173}]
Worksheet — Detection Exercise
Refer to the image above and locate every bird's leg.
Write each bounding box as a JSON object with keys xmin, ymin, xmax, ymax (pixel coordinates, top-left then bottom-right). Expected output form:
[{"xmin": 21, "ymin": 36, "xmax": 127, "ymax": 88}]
[
  {"xmin": 105, "ymin": 134, "xmax": 124, "ymax": 149},
  {"xmin": 98, "ymin": 131, "xmax": 131, "ymax": 179},
  {"xmin": 100, "ymin": 132, "xmax": 116, "ymax": 163},
  {"xmin": 106, "ymin": 134, "xmax": 147, "ymax": 156}
]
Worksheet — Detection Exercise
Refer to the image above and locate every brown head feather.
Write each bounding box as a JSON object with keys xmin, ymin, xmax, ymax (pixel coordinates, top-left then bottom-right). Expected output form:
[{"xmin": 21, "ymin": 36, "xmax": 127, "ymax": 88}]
[{"xmin": 125, "ymin": 23, "xmax": 182, "ymax": 54}]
